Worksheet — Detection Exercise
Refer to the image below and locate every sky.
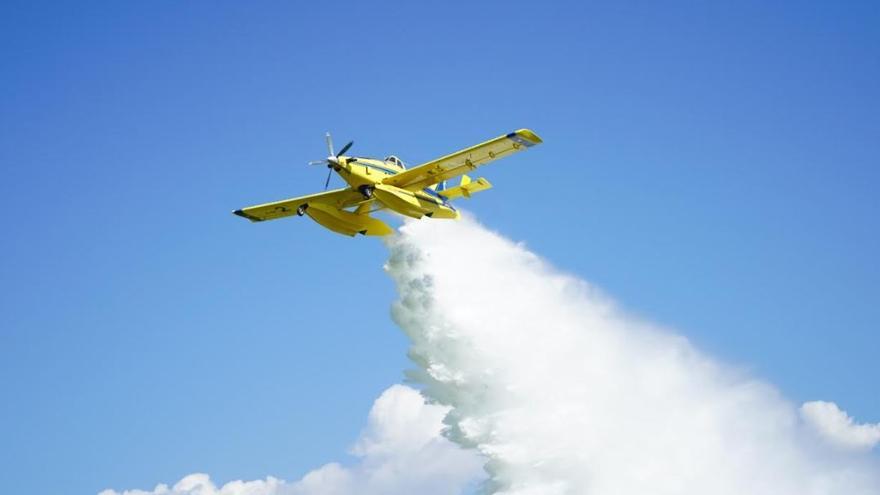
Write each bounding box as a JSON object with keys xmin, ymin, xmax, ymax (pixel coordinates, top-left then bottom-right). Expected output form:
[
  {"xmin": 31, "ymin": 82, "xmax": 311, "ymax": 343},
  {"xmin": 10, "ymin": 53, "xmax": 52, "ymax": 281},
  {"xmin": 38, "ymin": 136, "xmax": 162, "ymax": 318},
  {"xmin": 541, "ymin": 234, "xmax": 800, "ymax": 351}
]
[{"xmin": 0, "ymin": 1, "xmax": 878, "ymax": 493}]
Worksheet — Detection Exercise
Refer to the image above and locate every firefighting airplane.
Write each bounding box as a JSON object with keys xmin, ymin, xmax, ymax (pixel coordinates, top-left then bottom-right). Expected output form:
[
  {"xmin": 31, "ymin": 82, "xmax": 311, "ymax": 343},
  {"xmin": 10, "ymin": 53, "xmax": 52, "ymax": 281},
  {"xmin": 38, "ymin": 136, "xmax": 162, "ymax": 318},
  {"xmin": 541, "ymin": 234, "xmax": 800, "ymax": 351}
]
[{"xmin": 232, "ymin": 129, "xmax": 543, "ymax": 236}]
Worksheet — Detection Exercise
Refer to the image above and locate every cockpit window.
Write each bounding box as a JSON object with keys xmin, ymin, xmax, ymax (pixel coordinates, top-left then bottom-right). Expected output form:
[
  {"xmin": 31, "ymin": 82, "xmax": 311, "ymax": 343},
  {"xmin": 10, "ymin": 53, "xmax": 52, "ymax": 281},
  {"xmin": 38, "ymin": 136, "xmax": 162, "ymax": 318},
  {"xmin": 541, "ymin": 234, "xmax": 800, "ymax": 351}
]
[{"xmin": 384, "ymin": 155, "xmax": 405, "ymax": 168}]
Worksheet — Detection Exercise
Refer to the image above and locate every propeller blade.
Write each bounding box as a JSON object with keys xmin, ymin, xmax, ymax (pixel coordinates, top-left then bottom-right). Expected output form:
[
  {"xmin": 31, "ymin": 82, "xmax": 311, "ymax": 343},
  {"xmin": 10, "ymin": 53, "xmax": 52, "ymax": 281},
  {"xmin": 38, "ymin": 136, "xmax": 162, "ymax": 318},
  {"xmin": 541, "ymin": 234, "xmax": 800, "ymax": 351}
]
[
  {"xmin": 308, "ymin": 160, "xmax": 326, "ymax": 166},
  {"xmin": 325, "ymin": 132, "xmax": 335, "ymax": 156},
  {"xmin": 336, "ymin": 140, "xmax": 353, "ymax": 157},
  {"xmin": 324, "ymin": 169, "xmax": 332, "ymax": 190}
]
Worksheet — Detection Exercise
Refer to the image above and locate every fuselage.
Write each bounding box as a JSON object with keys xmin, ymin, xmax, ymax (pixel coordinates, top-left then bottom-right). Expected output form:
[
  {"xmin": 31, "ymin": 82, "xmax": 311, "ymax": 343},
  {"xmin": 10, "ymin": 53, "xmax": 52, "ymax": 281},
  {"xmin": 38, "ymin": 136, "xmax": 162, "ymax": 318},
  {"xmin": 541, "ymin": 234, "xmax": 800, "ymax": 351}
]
[{"xmin": 330, "ymin": 156, "xmax": 458, "ymax": 219}]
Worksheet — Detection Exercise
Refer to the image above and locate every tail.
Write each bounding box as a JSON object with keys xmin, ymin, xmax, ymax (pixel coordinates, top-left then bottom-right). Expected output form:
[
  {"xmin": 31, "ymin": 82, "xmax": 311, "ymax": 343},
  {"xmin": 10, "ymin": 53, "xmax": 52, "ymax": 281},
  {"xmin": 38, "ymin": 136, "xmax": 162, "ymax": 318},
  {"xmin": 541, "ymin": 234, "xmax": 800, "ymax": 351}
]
[{"xmin": 439, "ymin": 175, "xmax": 492, "ymax": 199}]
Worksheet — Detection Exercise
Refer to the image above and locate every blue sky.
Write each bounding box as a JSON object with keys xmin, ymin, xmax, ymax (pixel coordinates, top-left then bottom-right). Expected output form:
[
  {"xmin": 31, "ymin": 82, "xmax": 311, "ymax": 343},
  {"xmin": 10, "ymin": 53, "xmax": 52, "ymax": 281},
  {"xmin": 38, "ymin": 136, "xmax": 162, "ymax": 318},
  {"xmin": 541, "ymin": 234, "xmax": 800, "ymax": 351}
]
[{"xmin": 1, "ymin": 1, "xmax": 878, "ymax": 493}]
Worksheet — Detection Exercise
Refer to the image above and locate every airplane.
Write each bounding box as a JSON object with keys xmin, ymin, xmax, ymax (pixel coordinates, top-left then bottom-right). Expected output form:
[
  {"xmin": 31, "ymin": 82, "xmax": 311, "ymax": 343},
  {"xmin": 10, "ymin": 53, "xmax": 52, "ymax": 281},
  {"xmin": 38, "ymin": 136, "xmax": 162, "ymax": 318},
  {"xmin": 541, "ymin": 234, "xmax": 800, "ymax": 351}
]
[{"xmin": 232, "ymin": 129, "xmax": 543, "ymax": 236}]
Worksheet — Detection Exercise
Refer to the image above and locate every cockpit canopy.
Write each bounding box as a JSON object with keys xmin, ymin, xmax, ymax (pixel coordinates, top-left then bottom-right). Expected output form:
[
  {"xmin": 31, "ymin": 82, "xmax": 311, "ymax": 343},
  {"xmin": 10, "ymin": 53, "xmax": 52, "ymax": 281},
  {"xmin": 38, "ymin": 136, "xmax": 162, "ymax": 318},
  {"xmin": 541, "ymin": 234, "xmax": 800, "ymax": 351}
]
[{"xmin": 384, "ymin": 155, "xmax": 406, "ymax": 169}]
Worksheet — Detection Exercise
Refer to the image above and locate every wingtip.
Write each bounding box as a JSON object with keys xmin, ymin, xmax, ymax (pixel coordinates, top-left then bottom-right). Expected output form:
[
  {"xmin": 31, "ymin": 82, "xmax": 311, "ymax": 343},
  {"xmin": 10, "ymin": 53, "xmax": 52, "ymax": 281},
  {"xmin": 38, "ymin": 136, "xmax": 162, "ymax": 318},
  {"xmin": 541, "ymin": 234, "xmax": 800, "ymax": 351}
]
[
  {"xmin": 233, "ymin": 209, "xmax": 262, "ymax": 222},
  {"xmin": 515, "ymin": 128, "xmax": 543, "ymax": 144}
]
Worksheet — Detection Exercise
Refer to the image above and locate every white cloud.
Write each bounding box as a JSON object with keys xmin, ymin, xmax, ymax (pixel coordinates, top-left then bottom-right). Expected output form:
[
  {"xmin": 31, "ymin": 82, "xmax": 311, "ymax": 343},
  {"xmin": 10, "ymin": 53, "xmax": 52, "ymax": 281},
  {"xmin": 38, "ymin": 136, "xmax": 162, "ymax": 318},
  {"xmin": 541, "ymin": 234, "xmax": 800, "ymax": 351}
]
[
  {"xmin": 99, "ymin": 385, "xmax": 483, "ymax": 495},
  {"xmin": 97, "ymin": 473, "xmax": 285, "ymax": 495},
  {"xmin": 801, "ymin": 400, "xmax": 880, "ymax": 451},
  {"xmin": 384, "ymin": 213, "xmax": 880, "ymax": 494}
]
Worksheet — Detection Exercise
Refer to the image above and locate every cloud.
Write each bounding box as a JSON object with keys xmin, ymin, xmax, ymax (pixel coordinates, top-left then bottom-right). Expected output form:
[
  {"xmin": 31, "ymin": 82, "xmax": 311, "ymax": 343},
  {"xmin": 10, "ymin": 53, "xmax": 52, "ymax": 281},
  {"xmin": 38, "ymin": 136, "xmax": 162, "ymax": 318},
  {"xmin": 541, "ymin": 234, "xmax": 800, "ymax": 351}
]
[
  {"xmin": 384, "ymin": 214, "xmax": 880, "ymax": 494},
  {"xmin": 801, "ymin": 401, "xmax": 880, "ymax": 451},
  {"xmin": 99, "ymin": 385, "xmax": 483, "ymax": 495},
  {"xmin": 97, "ymin": 473, "xmax": 284, "ymax": 495}
]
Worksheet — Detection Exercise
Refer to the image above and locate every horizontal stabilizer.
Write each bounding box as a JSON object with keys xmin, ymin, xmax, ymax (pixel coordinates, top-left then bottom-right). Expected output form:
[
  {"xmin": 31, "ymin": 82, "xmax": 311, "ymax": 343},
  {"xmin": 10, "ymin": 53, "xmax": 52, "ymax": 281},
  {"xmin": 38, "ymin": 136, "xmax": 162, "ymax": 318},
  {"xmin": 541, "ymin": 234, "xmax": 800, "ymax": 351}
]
[{"xmin": 440, "ymin": 175, "xmax": 492, "ymax": 200}]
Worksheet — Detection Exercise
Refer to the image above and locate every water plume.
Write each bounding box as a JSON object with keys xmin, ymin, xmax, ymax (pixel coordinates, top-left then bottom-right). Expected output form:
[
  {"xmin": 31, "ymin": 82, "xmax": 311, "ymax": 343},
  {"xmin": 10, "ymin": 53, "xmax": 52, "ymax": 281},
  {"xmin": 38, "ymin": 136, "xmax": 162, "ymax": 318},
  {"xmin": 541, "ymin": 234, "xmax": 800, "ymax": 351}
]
[{"xmin": 385, "ymin": 214, "xmax": 880, "ymax": 494}]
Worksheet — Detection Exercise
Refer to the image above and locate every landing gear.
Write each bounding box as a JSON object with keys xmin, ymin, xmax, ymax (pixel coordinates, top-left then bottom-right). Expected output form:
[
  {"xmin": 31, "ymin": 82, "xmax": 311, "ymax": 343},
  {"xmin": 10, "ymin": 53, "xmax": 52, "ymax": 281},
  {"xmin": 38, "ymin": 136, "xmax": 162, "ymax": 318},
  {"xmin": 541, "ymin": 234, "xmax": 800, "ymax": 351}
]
[
  {"xmin": 296, "ymin": 204, "xmax": 308, "ymax": 216},
  {"xmin": 359, "ymin": 185, "xmax": 375, "ymax": 199}
]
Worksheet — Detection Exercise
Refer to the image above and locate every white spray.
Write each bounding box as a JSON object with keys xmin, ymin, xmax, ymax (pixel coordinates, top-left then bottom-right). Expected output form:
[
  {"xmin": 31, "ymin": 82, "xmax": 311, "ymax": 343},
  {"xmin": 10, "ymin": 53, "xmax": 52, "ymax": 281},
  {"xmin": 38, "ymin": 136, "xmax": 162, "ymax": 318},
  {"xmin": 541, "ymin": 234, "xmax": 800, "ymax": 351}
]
[{"xmin": 385, "ymin": 214, "xmax": 880, "ymax": 495}]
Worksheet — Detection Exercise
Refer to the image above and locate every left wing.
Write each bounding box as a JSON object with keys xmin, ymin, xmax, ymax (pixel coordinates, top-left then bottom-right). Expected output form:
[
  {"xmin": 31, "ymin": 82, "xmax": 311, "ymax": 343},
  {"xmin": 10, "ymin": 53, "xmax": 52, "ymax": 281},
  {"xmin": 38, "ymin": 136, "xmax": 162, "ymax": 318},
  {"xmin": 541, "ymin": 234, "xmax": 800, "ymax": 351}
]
[
  {"xmin": 233, "ymin": 188, "xmax": 364, "ymax": 222},
  {"xmin": 382, "ymin": 129, "xmax": 542, "ymax": 191}
]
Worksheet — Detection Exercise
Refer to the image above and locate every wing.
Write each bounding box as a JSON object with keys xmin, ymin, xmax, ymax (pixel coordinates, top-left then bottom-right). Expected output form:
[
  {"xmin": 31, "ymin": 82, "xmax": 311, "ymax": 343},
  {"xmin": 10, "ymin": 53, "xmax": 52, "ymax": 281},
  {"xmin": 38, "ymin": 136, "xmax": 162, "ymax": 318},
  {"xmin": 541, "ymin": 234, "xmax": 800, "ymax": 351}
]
[
  {"xmin": 233, "ymin": 188, "xmax": 364, "ymax": 222},
  {"xmin": 382, "ymin": 129, "xmax": 542, "ymax": 191}
]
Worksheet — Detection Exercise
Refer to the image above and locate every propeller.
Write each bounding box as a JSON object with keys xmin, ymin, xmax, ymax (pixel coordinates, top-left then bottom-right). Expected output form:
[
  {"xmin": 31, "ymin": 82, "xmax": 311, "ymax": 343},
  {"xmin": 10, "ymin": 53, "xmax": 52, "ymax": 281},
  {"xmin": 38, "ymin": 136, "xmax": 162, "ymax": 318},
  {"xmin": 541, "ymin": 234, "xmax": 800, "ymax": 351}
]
[
  {"xmin": 308, "ymin": 132, "xmax": 355, "ymax": 190},
  {"xmin": 337, "ymin": 140, "xmax": 353, "ymax": 157},
  {"xmin": 325, "ymin": 132, "xmax": 334, "ymax": 156}
]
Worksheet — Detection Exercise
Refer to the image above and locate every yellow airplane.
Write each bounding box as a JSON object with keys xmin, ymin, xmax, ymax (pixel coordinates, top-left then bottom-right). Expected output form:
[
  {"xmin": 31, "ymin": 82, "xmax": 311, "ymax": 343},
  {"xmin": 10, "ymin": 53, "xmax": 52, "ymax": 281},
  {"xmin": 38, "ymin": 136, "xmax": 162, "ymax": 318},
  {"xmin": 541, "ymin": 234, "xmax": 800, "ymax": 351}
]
[{"xmin": 233, "ymin": 129, "xmax": 543, "ymax": 236}]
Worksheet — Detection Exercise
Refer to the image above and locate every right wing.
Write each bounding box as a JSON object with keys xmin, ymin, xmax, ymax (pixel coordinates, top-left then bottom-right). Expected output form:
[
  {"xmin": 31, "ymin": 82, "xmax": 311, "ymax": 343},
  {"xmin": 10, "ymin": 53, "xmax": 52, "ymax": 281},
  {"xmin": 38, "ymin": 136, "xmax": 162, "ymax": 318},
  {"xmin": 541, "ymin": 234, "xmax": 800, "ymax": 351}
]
[
  {"xmin": 233, "ymin": 188, "xmax": 364, "ymax": 222},
  {"xmin": 382, "ymin": 128, "xmax": 542, "ymax": 191}
]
